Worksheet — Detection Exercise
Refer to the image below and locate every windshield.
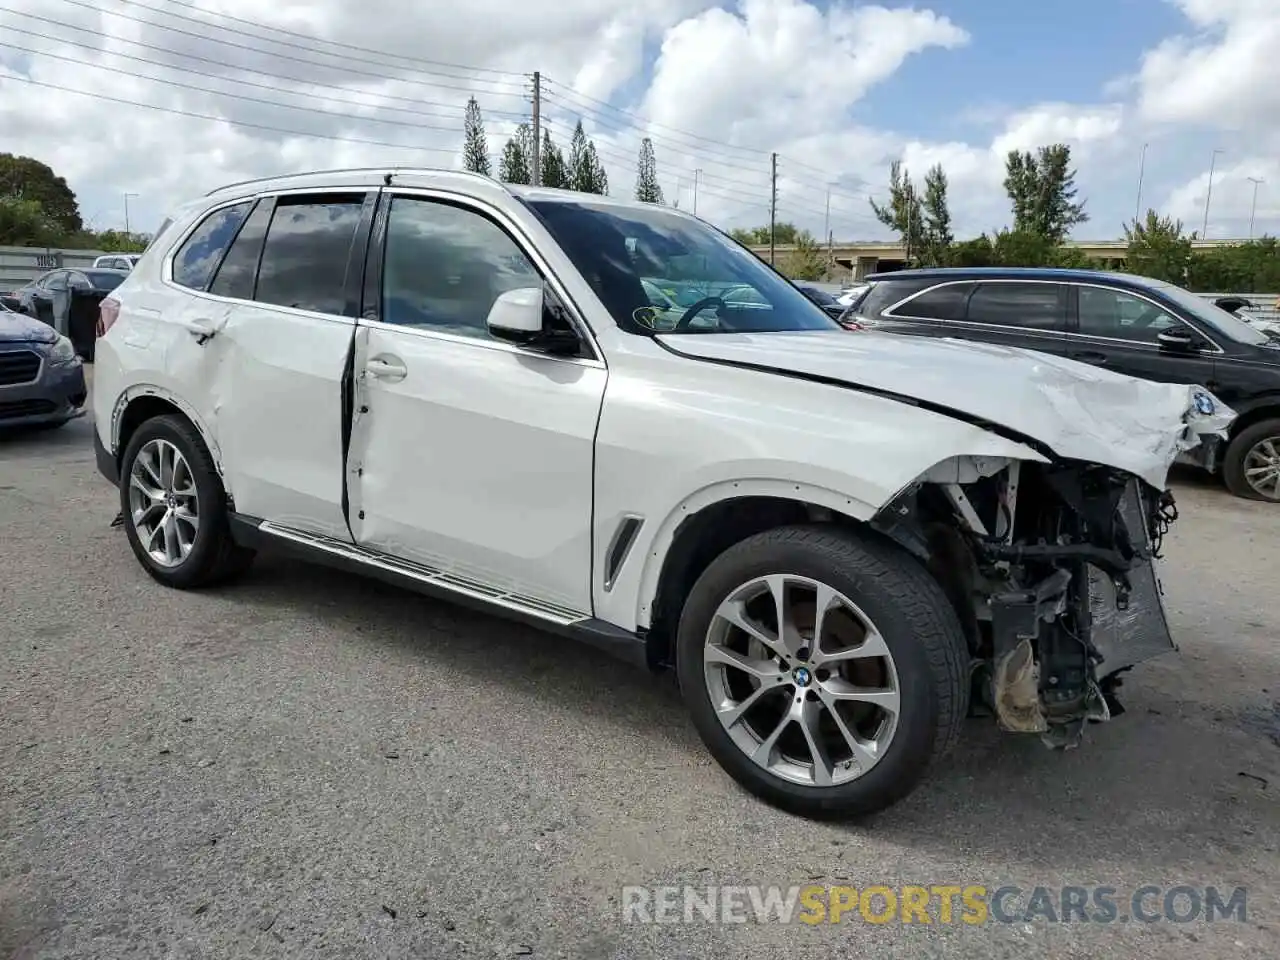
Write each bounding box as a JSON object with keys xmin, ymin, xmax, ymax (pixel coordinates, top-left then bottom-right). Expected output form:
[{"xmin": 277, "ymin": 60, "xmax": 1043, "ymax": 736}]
[
  {"xmin": 1154, "ymin": 282, "xmax": 1272, "ymax": 345},
  {"xmin": 526, "ymin": 199, "xmax": 839, "ymax": 335}
]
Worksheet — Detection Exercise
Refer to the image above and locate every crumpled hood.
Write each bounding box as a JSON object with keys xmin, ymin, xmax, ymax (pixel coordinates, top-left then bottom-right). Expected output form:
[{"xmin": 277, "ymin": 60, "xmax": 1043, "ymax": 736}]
[
  {"xmin": 656, "ymin": 329, "xmax": 1236, "ymax": 489},
  {"xmin": 0, "ymin": 307, "xmax": 56, "ymax": 344}
]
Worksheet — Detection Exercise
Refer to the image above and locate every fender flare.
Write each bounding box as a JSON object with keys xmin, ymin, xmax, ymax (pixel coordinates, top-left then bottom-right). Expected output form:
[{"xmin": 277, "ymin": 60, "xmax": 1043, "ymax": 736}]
[
  {"xmin": 632, "ymin": 477, "xmax": 883, "ymax": 629},
  {"xmin": 110, "ymin": 383, "xmax": 225, "ymax": 477}
]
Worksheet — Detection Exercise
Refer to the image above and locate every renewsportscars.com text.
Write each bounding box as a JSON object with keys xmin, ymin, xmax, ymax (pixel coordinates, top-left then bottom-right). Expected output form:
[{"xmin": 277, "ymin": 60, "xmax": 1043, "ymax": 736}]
[{"xmin": 621, "ymin": 884, "xmax": 1248, "ymax": 925}]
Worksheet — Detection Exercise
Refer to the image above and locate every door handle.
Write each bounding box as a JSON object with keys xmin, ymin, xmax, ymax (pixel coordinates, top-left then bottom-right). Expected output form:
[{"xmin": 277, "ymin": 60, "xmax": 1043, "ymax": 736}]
[
  {"xmin": 1071, "ymin": 350, "xmax": 1108, "ymax": 365},
  {"xmin": 365, "ymin": 355, "xmax": 407, "ymax": 381},
  {"xmin": 175, "ymin": 317, "xmax": 223, "ymax": 343}
]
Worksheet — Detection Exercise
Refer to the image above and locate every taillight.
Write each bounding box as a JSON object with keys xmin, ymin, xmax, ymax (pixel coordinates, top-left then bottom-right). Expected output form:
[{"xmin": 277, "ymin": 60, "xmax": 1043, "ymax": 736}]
[{"xmin": 97, "ymin": 297, "xmax": 121, "ymax": 337}]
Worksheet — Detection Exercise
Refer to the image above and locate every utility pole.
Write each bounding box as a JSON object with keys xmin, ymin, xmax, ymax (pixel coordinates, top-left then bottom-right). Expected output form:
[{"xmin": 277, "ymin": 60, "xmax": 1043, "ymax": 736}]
[
  {"xmin": 693, "ymin": 169, "xmax": 701, "ymax": 216},
  {"xmin": 530, "ymin": 72, "xmax": 541, "ymax": 187},
  {"xmin": 1247, "ymin": 176, "xmax": 1264, "ymax": 239},
  {"xmin": 1202, "ymin": 148, "xmax": 1223, "ymax": 239},
  {"xmin": 1134, "ymin": 143, "xmax": 1148, "ymax": 223},
  {"xmin": 123, "ymin": 192, "xmax": 139, "ymax": 234},
  {"xmin": 823, "ymin": 187, "xmax": 830, "ymax": 242},
  {"xmin": 768, "ymin": 152, "xmax": 777, "ymax": 266}
]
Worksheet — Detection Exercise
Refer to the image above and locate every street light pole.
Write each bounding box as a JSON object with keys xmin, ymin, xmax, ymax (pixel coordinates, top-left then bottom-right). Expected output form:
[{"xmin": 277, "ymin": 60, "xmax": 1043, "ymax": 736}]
[
  {"xmin": 693, "ymin": 169, "xmax": 701, "ymax": 216},
  {"xmin": 1247, "ymin": 176, "xmax": 1264, "ymax": 240},
  {"xmin": 1135, "ymin": 142, "xmax": 1148, "ymax": 223},
  {"xmin": 123, "ymin": 192, "xmax": 139, "ymax": 234},
  {"xmin": 1201, "ymin": 149, "xmax": 1223, "ymax": 239}
]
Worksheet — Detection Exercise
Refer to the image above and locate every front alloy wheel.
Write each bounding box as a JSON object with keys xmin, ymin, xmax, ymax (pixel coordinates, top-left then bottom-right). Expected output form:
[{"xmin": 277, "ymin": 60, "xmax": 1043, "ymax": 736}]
[
  {"xmin": 677, "ymin": 525, "xmax": 968, "ymax": 818},
  {"xmin": 1223, "ymin": 418, "xmax": 1280, "ymax": 502},
  {"xmin": 704, "ymin": 574, "xmax": 900, "ymax": 788}
]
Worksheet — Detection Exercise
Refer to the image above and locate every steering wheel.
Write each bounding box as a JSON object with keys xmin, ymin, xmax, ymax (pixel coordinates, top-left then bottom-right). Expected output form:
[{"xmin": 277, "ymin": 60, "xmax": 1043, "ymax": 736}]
[{"xmin": 673, "ymin": 296, "xmax": 726, "ymax": 331}]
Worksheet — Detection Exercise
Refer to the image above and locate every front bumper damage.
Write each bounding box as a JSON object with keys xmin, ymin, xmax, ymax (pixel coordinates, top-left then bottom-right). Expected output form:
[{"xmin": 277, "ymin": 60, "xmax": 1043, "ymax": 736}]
[{"xmin": 871, "ymin": 449, "xmax": 1207, "ymax": 750}]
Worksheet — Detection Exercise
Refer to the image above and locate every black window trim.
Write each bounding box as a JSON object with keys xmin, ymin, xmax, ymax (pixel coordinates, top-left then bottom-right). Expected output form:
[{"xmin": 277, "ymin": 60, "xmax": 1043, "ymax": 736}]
[
  {"xmin": 360, "ymin": 186, "xmax": 604, "ymax": 367},
  {"xmin": 883, "ymin": 278, "xmax": 1069, "ymax": 336},
  {"xmin": 161, "ymin": 187, "xmax": 373, "ymax": 322},
  {"xmin": 1067, "ymin": 281, "xmax": 1224, "ymax": 355}
]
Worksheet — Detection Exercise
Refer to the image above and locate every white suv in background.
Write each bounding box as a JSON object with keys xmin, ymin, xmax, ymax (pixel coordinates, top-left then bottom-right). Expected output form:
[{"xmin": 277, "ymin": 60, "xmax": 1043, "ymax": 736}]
[{"xmin": 91, "ymin": 168, "xmax": 1231, "ymax": 818}]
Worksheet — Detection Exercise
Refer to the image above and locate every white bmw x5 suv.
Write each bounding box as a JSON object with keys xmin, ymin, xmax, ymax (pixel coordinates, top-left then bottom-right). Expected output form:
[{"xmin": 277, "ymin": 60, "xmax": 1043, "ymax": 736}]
[{"xmin": 92, "ymin": 168, "xmax": 1232, "ymax": 818}]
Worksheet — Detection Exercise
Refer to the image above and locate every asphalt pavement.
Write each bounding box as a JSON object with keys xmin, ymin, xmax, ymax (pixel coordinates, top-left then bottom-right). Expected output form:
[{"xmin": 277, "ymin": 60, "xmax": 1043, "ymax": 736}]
[{"xmin": 1, "ymin": 388, "xmax": 1277, "ymax": 959}]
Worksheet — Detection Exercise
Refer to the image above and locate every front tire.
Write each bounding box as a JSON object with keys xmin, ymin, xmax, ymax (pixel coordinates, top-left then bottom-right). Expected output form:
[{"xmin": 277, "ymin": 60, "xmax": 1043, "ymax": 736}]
[
  {"xmin": 118, "ymin": 414, "xmax": 254, "ymax": 588},
  {"xmin": 1222, "ymin": 418, "xmax": 1280, "ymax": 502},
  {"xmin": 675, "ymin": 525, "xmax": 968, "ymax": 818}
]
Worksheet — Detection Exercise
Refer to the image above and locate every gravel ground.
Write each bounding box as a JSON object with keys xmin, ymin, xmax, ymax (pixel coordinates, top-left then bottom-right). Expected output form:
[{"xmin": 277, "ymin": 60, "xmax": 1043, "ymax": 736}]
[{"xmin": 1, "ymin": 386, "xmax": 1277, "ymax": 959}]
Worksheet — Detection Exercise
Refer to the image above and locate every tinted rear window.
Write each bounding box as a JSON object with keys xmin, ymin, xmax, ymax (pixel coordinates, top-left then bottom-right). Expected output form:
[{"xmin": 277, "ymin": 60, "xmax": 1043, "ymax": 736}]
[
  {"xmin": 967, "ymin": 282, "xmax": 1063, "ymax": 329},
  {"xmin": 852, "ymin": 279, "xmax": 931, "ymax": 319},
  {"xmin": 253, "ymin": 195, "xmax": 364, "ymax": 315},
  {"xmin": 172, "ymin": 202, "xmax": 253, "ymax": 291},
  {"xmin": 895, "ymin": 283, "xmax": 975, "ymax": 321},
  {"xmin": 209, "ymin": 199, "xmax": 272, "ymax": 301},
  {"xmin": 84, "ymin": 271, "xmax": 125, "ymax": 290}
]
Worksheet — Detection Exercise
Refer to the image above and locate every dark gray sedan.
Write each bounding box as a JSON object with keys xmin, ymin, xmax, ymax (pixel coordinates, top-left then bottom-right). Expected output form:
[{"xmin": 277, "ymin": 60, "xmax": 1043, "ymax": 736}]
[{"xmin": 0, "ymin": 301, "xmax": 87, "ymax": 430}]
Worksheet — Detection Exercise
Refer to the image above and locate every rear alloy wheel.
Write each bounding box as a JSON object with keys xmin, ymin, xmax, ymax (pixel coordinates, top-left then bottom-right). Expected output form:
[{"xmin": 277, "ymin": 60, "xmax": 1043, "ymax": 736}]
[
  {"xmin": 1223, "ymin": 418, "xmax": 1280, "ymax": 502},
  {"xmin": 676, "ymin": 525, "xmax": 968, "ymax": 818},
  {"xmin": 119, "ymin": 414, "xmax": 254, "ymax": 587}
]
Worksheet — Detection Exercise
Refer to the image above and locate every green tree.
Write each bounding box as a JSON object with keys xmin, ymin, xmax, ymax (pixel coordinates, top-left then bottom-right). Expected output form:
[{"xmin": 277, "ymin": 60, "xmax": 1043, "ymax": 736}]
[
  {"xmin": 869, "ymin": 161, "xmax": 924, "ymax": 264},
  {"xmin": 0, "ymin": 154, "xmax": 82, "ymax": 233},
  {"xmin": 463, "ymin": 97, "xmax": 491, "ymax": 176},
  {"xmin": 1003, "ymin": 144, "xmax": 1088, "ymax": 244},
  {"xmin": 0, "ymin": 196, "xmax": 60, "ymax": 246},
  {"xmin": 635, "ymin": 137, "xmax": 663, "ymax": 203},
  {"xmin": 919, "ymin": 164, "xmax": 953, "ymax": 266},
  {"xmin": 1123, "ymin": 210, "xmax": 1194, "ymax": 284},
  {"xmin": 568, "ymin": 120, "xmax": 590, "ymax": 191},
  {"xmin": 951, "ymin": 234, "xmax": 996, "ymax": 267},
  {"xmin": 540, "ymin": 130, "xmax": 568, "ymax": 188},
  {"xmin": 729, "ymin": 222, "xmax": 800, "ymax": 246},
  {"xmin": 499, "ymin": 123, "xmax": 533, "ymax": 184},
  {"xmin": 780, "ymin": 230, "xmax": 827, "ymax": 280},
  {"xmin": 583, "ymin": 142, "xmax": 609, "ymax": 195}
]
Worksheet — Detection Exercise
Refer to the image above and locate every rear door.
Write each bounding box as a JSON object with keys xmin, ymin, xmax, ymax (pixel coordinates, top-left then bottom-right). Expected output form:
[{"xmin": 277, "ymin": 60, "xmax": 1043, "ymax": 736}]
[
  {"xmin": 952, "ymin": 280, "xmax": 1069, "ymax": 356},
  {"xmin": 163, "ymin": 189, "xmax": 375, "ymax": 540},
  {"xmin": 1066, "ymin": 282, "xmax": 1218, "ymax": 388}
]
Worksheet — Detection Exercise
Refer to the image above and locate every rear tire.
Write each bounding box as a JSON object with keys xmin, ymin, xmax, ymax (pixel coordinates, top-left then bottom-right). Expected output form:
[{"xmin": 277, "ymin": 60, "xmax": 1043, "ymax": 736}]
[
  {"xmin": 675, "ymin": 524, "xmax": 968, "ymax": 819},
  {"xmin": 118, "ymin": 414, "xmax": 255, "ymax": 588},
  {"xmin": 1222, "ymin": 418, "xmax": 1280, "ymax": 502}
]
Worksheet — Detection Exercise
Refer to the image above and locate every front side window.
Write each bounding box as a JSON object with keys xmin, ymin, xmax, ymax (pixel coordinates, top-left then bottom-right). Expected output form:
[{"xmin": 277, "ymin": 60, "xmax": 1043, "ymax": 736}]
[
  {"xmin": 527, "ymin": 199, "xmax": 837, "ymax": 334},
  {"xmin": 172, "ymin": 201, "xmax": 252, "ymax": 291},
  {"xmin": 254, "ymin": 195, "xmax": 365, "ymax": 315},
  {"xmin": 1077, "ymin": 286, "xmax": 1183, "ymax": 342},
  {"xmin": 380, "ymin": 196, "xmax": 541, "ymax": 339},
  {"xmin": 966, "ymin": 282, "xmax": 1064, "ymax": 330}
]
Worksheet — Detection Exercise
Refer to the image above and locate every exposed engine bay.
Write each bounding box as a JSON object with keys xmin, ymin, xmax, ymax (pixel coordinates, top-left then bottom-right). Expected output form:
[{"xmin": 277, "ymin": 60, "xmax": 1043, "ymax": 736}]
[{"xmin": 871, "ymin": 454, "xmax": 1181, "ymax": 750}]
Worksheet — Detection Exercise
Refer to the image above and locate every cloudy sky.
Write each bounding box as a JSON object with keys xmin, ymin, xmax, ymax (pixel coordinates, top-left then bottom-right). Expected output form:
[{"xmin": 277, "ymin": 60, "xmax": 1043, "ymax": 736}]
[{"xmin": 1, "ymin": 0, "xmax": 1277, "ymax": 243}]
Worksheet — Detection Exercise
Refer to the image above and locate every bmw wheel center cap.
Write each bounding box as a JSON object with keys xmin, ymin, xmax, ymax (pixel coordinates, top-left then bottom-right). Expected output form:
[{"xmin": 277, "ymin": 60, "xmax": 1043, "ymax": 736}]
[{"xmin": 793, "ymin": 666, "xmax": 812, "ymax": 687}]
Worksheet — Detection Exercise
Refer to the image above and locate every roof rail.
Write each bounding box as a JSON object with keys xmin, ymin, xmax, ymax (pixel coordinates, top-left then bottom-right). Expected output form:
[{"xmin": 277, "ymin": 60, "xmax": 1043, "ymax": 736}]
[{"xmin": 203, "ymin": 166, "xmax": 510, "ymax": 197}]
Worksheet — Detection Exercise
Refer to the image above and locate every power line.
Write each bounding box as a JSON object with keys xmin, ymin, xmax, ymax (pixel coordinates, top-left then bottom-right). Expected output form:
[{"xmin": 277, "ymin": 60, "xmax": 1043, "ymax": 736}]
[
  {"xmin": 158, "ymin": 0, "xmax": 526, "ymax": 79},
  {"xmin": 1, "ymin": 75, "xmax": 461, "ymax": 154},
  {"xmin": 542, "ymin": 77, "xmax": 768, "ymax": 163},
  {"xmin": 0, "ymin": 25, "xmax": 529, "ymax": 131},
  {"xmin": 48, "ymin": 0, "xmax": 530, "ymax": 101},
  {"xmin": 541, "ymin": 92, "xmax": 874, "ymax": 208},
  {"xmin": 0, "ymin": 40, "xmax": 490, "ymax": 136},
  {"xmin": 0, "ymin": 9, "xmax": 529, "ymax": 122},
  {"xmin": 70, "ymin": 0, "xmax": 522, "ymax": 88}
]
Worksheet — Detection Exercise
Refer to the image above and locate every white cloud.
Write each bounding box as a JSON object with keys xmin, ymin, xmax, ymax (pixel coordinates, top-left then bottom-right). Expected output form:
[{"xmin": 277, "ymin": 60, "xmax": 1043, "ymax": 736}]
[
  {"xmin": 1163, "ymin": 157, "xmax": 1280, "ymax": 239},
  {"xmin": 0, "ymin": 0, "xmax": 1277, "ymax": 245},
  {"xmin": 1136, "ymin": 0, "xmax": 1280, "ymax": 130}
]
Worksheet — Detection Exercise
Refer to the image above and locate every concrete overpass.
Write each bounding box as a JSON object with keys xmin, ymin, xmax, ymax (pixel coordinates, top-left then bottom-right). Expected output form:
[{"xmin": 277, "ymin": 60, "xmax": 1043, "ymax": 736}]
[{"xmin": 746, "ymin": 237, "xmax": 1256, "ymax": 280}]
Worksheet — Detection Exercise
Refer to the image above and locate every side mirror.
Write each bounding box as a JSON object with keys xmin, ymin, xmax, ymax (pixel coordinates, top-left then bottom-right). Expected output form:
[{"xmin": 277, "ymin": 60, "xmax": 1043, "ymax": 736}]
[
  {"xmin": 486, "ymin": 287, "xmax": 544, "ymax": 343},
  {"xmin": 1156, "ymin": 329, "xmax": 1197, "ymax": 351}
]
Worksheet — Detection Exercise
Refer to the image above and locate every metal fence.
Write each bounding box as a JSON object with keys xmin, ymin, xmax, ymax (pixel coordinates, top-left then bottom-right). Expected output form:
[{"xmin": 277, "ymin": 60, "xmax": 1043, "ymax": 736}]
[
  {"xmin": 1196, "ymin": 292, "xmax": 1280, "ymax": 326},
  {"xmin": 0, "ymin": 245, "xmax": 110, "ymax": 293}
]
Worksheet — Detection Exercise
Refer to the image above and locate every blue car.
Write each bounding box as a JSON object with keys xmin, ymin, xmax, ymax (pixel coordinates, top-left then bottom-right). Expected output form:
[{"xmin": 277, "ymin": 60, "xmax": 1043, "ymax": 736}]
[{"xmin": 0, "ymin": 300, "xmax": 88, "ymax": 430}]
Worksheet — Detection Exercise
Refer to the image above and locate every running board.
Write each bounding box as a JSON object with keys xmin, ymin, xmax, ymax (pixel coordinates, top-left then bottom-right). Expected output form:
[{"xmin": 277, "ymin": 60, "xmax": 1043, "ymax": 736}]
[{"xmin": 256, "ymin": 520, "xmax": 586, "ymax": 626}]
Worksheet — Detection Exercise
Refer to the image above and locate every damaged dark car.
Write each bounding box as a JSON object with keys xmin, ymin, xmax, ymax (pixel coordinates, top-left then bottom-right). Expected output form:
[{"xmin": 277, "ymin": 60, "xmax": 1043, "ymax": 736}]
[{"xmin": 11, "ymin": 267, "xmax": 128, "ymax": 361}]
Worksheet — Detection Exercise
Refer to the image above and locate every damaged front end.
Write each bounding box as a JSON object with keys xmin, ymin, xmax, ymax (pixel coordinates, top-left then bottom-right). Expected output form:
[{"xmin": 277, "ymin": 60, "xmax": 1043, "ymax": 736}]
[{"xmin": 871, "ymin": 454, "xmax": 1182, "ymax": 750}]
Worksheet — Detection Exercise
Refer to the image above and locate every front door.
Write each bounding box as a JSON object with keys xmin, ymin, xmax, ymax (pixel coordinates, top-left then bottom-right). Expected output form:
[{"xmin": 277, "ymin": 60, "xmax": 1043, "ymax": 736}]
[
  {"xmin": 347, "ymin": 192, "xmax": 606, "ymax": 617},
  {"xmin": 1067, "ymin": 284, "xmax": 1218, "ymax": 389}
]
